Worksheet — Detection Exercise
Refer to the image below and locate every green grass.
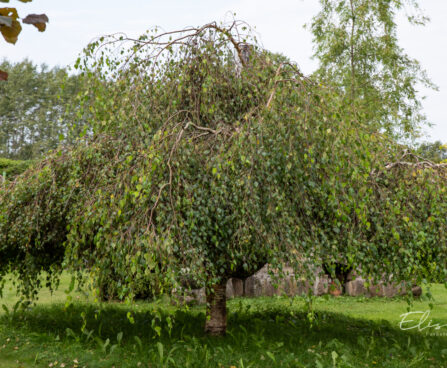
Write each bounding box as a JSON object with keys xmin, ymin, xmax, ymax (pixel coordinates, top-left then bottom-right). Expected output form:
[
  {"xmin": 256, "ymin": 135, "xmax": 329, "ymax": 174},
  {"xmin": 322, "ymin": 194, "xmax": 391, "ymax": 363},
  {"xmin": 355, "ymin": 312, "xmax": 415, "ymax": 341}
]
[{"xmin": 1, "ymin": 275, "xmax": 447, "ymax": 367}]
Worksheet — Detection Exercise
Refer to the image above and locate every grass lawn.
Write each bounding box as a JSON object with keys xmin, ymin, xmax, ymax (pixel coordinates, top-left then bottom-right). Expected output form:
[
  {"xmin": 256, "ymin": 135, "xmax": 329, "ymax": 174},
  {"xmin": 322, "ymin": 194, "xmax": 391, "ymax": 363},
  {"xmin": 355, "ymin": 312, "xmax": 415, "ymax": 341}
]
[{"xmin": 1, "ymin": 274, "xmax": 447, "ymax": 367}]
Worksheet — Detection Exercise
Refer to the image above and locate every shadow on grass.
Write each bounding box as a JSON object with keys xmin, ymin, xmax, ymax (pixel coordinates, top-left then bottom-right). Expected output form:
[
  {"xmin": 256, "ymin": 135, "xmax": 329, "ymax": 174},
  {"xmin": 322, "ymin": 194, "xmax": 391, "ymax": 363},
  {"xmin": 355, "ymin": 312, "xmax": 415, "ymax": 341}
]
[{"xmin": 1, "ymin": 300, "xmax": 447, "ymax": 367}]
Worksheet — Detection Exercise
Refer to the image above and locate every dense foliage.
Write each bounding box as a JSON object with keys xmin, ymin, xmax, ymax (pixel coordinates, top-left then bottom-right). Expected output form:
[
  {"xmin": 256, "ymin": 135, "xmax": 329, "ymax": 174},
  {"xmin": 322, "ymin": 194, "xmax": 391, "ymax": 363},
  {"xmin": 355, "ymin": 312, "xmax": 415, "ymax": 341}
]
[
  {"xmin": 1, "ymin": 22, "xmax": 447, "ymax": 334},
  {"xmin": 0, "ymin": 59, "xmax": 83, "ymax": 160},
  {"xmin": 309, "ymin": 0, "xmax": 436, "ymax": 139}
]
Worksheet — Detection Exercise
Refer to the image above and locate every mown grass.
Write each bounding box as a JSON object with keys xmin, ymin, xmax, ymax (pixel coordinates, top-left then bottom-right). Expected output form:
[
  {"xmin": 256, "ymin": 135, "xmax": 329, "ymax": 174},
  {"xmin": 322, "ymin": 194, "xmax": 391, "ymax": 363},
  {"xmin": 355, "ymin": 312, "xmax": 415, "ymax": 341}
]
[{"xmin": 1, "ymin": 275, "xmax": 447, "ymax": 367}]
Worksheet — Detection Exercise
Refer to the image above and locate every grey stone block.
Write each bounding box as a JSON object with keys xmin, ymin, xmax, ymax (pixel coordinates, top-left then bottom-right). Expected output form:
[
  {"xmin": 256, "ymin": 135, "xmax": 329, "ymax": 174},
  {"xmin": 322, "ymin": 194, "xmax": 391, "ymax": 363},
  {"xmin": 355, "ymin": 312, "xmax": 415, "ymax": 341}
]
[
  {"xmin": 171, "ymin": 287, "xmax": 205, "ymax": 306},
  {"xmin": 313, "ymin": 275, "xmax": 330, "ymax": 296},
  {"xmin": 231, "ymin": 278, "xmax": 244, "ymax": 297},
  {"xmin": 345, "ymin": 278, "xmax": 366, "ymax": 296},
  {"xmin": 365, "ymin": 281, "xmax": 407, "ymax": 297},
  {"xmin": 226, "ymin": 279, "xmax": 234, "ymax": 299},
  {"xmin": 412, "ymin": 285, "xmax": 422, "ymax": 297}
]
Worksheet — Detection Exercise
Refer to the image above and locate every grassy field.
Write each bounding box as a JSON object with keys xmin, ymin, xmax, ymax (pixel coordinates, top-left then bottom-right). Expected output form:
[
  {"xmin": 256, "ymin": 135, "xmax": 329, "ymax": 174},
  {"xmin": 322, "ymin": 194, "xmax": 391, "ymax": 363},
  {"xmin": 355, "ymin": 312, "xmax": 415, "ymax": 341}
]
[{"xmin": 1, "ymin": 274, "xmax": 447, "ymax": 367}]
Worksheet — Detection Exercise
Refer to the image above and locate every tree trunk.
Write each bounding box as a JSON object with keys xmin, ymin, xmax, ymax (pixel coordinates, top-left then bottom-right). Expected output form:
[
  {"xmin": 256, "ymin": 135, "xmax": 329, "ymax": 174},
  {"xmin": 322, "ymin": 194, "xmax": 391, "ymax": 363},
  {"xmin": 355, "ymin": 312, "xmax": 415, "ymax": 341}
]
[{"xmin": 204, "ymin": 282, "xmax": 227, "ymax": 336}]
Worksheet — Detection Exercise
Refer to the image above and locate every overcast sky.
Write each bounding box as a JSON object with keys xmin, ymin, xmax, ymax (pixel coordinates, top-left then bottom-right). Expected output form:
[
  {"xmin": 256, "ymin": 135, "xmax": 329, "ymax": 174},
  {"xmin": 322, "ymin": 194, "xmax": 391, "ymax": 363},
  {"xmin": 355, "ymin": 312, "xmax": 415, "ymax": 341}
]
[{"xmin": 2, "ymin": 0, "xmax": 446, "ymax": 142}]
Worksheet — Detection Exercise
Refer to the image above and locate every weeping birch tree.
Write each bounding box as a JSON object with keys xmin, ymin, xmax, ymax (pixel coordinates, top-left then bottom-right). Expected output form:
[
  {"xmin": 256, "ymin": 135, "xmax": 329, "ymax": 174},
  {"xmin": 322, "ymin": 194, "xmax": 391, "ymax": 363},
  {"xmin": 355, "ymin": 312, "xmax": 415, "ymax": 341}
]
[{"xmin": 2, "ymin": 22, "xmax": 447, "ymax": 337}]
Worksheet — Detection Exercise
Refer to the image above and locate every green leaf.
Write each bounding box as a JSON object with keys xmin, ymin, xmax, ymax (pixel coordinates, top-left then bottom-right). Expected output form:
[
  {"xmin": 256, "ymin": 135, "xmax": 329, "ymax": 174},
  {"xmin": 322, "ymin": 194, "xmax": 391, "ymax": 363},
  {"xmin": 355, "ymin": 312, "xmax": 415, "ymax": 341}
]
[{"xmin": 266, "ymin": 351, "xmax": 276, "ymax": 362}]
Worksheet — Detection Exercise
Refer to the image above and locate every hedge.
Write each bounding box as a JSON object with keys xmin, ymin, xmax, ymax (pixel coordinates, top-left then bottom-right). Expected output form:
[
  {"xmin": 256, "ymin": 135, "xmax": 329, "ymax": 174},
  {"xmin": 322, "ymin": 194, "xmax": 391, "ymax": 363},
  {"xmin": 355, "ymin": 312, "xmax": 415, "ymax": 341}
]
[{"xmin": 0, "ymin": 157, "xmax": 32, "ymax": 181}]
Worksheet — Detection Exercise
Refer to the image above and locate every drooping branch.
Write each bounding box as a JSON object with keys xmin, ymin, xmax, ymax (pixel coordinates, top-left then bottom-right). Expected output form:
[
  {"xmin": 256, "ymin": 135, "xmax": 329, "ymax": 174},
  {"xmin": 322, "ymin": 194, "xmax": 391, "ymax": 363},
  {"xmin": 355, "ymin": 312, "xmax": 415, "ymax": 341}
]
[
  {"xmin": 91, "ymin": 20, "xmax": 256, "ymax": 72},
  {"xmin": 384, "ymin": 151, "xmax": 447, "ymax": 170}
]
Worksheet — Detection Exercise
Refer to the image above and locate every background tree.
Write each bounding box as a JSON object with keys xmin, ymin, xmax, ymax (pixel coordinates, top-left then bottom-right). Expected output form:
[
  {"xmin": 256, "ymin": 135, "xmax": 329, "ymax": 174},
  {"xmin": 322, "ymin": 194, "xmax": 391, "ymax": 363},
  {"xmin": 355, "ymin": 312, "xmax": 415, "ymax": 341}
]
[
  {"xmin": 415, "ymin": 140, "xmax": 447, "ymax": 163},
  {"xmin": 0, "ymin": 59, "xmax": 82, "ymax": 160},
  {"xmin": 308, "ymin": 0, "xmax": 437, "ymax": 140},
  {"xmin": 0, "ymin": 0, "xmax": 49, "ymax": 80}
]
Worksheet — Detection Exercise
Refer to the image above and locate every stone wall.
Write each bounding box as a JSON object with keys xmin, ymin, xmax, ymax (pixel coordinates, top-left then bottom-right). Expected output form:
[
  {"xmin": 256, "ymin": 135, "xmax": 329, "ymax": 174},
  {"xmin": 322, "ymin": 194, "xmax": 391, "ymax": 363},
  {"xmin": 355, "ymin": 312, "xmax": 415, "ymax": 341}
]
[{"xmin": 172, "ymin": 264, "xmax": 421, "ymax": 305}]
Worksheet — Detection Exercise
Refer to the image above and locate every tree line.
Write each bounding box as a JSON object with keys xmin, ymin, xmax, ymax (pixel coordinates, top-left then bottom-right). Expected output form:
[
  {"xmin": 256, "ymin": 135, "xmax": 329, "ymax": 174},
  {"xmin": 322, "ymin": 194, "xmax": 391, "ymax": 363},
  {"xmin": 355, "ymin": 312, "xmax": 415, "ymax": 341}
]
[{"xmin": 0, "ymin": 59, "xmax": 84, "ymax": 160}]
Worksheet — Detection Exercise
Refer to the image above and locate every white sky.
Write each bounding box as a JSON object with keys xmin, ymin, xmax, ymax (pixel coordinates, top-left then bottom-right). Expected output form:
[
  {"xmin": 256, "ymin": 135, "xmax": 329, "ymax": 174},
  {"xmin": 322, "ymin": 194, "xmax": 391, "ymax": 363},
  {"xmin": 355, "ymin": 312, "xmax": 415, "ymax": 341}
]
[{"xmin": 1, "ymin": 0, "xmax": 446, "ymax": 142}]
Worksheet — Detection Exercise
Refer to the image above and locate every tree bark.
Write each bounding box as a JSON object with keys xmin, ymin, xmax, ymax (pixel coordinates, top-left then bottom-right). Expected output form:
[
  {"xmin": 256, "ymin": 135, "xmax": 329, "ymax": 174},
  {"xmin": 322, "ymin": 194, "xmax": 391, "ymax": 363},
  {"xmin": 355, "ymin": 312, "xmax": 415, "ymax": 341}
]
[{"xmin": 204, "ymin": 282, "xmax": 227, "ymax": 336}]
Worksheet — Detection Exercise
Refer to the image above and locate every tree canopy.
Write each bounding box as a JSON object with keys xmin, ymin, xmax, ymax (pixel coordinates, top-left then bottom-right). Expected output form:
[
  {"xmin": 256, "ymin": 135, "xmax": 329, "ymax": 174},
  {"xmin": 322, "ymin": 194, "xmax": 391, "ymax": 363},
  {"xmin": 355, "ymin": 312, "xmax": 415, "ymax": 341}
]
[
  {"xmin": 309, "ymin": 0, "xmax": 436, "ymax": 140},
  {"xmin": 1, "ymin": 21, "xmax": 447, "ymax": 336}
]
